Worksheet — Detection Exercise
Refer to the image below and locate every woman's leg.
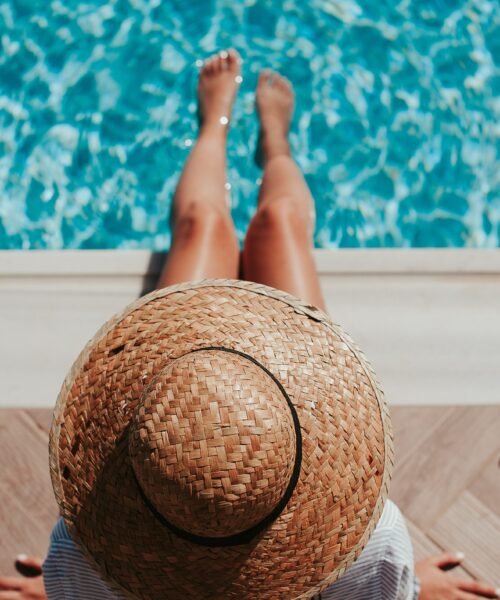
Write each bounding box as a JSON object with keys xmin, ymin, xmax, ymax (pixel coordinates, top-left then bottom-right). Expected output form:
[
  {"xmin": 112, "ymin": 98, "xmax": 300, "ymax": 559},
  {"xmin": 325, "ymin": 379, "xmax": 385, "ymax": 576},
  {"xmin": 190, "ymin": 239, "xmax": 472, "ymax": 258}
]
[
  {"xmin": 157, "ymin": 49, "xmax": 242, "ymax": 289},
  {"xmin": 242, "ymin": 71, "xmax": 327, "ymax": 311}
]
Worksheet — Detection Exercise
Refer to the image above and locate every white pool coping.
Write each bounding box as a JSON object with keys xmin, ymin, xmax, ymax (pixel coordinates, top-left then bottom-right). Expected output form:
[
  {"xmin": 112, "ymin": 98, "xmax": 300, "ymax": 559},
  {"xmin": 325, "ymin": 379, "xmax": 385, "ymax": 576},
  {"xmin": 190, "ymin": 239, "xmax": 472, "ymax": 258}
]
[
  {"xmin": 2, "ymin": 248, "xmax": 500, "ymax": 275},
  {"xmin": 1, "ymin": 249, "xmax": 499, "ymax": 408}
]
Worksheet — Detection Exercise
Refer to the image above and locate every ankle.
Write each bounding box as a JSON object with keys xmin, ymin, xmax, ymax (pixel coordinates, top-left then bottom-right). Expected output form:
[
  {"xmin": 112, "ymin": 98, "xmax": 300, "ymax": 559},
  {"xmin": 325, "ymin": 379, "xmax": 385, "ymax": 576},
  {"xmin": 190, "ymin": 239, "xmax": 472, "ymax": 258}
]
[
  {"xmin": 260, "ymin": 132, "xmax": 291, "ymax": 164},
  {"xmin": 199, "ymin": 119, "xmax": 230, "ymax": 140}
]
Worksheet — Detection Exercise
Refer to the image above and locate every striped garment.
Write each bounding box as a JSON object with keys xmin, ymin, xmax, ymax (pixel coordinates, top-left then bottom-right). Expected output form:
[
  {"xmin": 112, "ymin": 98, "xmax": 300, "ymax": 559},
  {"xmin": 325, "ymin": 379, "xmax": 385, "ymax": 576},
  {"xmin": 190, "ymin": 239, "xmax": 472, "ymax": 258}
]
[{"xmin": 42, "ymin": 499, "xmax": 420, "ymax": 599}]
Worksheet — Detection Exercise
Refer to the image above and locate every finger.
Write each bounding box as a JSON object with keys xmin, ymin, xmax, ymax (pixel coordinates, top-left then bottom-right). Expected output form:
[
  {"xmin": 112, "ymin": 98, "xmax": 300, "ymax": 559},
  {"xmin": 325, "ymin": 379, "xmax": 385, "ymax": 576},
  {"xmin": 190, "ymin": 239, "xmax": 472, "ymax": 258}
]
[
  {"xmin": 430, "ymin": 551, "xmax": 465, "ymax": 569},
  {"xmin": 458, "ymin": 579, "xmax": 500, "ymax": 598},
  {"xmin": 459, "ymin": 593, "xmax": 495, "ymax": 600},
  {"xmin": 14, "ymin": 554, "xmax": 43, "ymax": 578},
  {"xmin": 0, "ymin": 577, "xmax": 22, "ymax": 590},
  {"xmin": 0, "ymin": 592, "xmax": 22, "ymax": 599}
]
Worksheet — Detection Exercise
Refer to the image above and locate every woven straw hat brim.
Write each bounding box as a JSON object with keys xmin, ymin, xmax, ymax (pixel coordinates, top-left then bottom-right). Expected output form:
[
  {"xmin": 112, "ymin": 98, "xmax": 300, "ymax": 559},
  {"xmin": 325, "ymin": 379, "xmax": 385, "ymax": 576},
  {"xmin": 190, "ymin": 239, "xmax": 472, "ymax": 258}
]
[{"xmin": 49, "ymin": 279, "xmax": 393, "ymax": 600}]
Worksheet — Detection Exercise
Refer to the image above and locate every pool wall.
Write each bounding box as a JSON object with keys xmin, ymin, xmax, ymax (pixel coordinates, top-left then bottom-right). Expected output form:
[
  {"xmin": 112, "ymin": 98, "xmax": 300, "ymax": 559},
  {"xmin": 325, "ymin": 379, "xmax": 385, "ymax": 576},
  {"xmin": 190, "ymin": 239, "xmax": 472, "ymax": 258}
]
[{"xmin": 1, "ymin": 249, "xmax": 499, "ymax": 407}]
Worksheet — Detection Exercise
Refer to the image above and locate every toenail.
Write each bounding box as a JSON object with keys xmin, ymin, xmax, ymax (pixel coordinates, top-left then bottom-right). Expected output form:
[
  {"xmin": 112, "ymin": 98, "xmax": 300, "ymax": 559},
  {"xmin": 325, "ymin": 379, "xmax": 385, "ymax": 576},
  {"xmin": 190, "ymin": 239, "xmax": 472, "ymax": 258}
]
[
  {"xmin": 195, "ymin": 59, "xmax": 203, "ymax": 68},
  {"xmin": 219, "ymin": 50, "xmax": 228, "ymax": 59},
  {"xmin": 235, "ymin": 75, "xmax": 243, "ymax": 84},
  {"xmin": 219, "ymin": 116, "xmax": 229, "ymax": 125}
]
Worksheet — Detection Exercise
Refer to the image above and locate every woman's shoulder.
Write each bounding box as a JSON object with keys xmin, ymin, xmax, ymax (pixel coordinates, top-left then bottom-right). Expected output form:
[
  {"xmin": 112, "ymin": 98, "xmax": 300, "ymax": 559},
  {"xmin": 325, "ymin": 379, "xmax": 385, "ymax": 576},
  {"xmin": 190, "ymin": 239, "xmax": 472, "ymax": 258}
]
[
  {"xmin": 368, "ymin": 499, "xmax": 414, "ymax": 564},
  {"xmin": 43, "ymin": 517, "xmax": 122, "ymax": 599},
  {"xmin": 49, "ymin": 516, "xmax": 73, "ymax": 542},
  {"xmin": 312, "ymin": 500, "xmax": 416, "ymax": 600},
  {"xmin": 376, "ymin": 498, "xmax": 407, "ymax": 531}
]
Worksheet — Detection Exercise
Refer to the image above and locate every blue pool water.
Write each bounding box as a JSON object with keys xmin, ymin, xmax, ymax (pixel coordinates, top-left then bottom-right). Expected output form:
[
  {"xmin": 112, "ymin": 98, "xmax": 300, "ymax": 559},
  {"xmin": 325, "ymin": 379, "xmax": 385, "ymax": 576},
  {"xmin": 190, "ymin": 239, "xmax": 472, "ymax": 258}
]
[{"xmin": 0, "ymin": 0, "xmax": 498, "ymax": 249}]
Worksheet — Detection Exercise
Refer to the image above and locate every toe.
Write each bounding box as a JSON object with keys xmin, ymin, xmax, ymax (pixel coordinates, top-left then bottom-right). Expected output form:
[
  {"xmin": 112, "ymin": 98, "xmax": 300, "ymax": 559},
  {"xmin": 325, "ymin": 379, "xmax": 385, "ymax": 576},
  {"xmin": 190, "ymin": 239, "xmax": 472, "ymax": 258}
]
[
  {"xmin": 277, "ymin": 75, "xmax": 289, "ymax": 91},
  {"xmin": 211, "ymin": 56, "xmax": 220, "ymax": 74},
  {"xmin": 227, "ymin": 48, "xmax": 241, "ymax": 72},
  {"xmin": 226, "ymin": 50, "xmax": 235, "ymax": 71},
  {"xmin": 215, "ymin": 55, "xmax": 224, "ymax": 73},
  {"xmin": 219, "ymin": 50, "xmax": 229, "ymax": 71},
  {"xmin": 200, "ymin": 61, "xmax": 209, "ymax": 78},
  {"xmin": 206, "ymin": 55, "xmax": 217, "ymax": 74},
  {"xmin": 277, "ymin": 74, "xmax": 293, "ymax": 96},
  {"xmin": 202, "ymin": 57, "xmax": 212, "ymax": 75},
  {"xmin": 258, "ymin": 69, "xmax": 272, "ymax": 87},
  {"xmin": 269, "ymin": 71, "xmax": 279, "ymax": 86}
]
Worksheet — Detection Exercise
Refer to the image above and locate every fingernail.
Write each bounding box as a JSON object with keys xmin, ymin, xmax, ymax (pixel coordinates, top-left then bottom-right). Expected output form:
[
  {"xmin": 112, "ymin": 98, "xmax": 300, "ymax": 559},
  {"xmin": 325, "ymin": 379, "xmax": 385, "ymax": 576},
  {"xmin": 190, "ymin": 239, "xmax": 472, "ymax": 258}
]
[
  {"xmin": 495, "ymin": 588, "xmax": 500, "ymax": 598},
  {"xmin": 455, "ymin": 551, "xmax": 465, "ymax": 560},
  {"xmin": 16, "ymin": 553, "xmax": 28, "ymax": 561}
]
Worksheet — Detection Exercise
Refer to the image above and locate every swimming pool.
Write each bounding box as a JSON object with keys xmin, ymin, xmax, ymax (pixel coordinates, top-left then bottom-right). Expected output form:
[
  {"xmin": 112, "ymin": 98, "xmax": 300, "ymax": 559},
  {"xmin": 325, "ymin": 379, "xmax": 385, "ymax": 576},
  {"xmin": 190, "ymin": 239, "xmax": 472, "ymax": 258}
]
[{"xmin": 0, "ymin": 0, "xmax": 498, "ymax": 249}]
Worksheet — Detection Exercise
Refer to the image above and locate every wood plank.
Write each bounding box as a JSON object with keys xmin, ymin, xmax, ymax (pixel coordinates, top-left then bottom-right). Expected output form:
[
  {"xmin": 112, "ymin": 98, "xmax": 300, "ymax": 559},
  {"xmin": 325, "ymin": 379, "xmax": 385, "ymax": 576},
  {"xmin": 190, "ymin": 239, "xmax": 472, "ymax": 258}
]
[
  {"xmin": 406, "ymin": 518, "xmax": 472, "ymax": 580},
  {"xmin": 407, "ymin": 517, "xmax": 448, "ymax": 561},
  {"xmin": 0, "ymin": 410, "xmax": 59, "ymax": 576},
  {"xmin": 427, "ymin": 491, "xmax": 500, "ymax": 587},
  {"xmin": 24, "ymin": 408, "xmax": 54, "ymax": 436},
  {"xmin": 391, "ymin": 406, "xmax": 454, "ymax": 466},
  {"xmin": 467, "ymin": 446, "xmax": 500, "ymax": 516},
  {"xmin": 389, "ymin": 406, "xmax": 500, "ymax": 530}
]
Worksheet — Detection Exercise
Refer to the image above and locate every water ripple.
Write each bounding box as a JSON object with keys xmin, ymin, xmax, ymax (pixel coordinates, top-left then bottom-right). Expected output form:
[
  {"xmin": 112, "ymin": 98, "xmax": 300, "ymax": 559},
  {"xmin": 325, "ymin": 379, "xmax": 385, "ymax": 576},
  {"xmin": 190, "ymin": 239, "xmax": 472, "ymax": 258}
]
[{"xmin": 0, "ymin": 0, "xmax": 498, "ymax": 249}]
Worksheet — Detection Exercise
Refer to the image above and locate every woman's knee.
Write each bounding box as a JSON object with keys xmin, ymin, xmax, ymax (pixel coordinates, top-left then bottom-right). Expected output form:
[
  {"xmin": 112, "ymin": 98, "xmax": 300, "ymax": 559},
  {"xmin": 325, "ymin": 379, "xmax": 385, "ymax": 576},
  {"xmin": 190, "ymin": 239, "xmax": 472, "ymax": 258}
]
[
  {"xmin": 173, "ymin": 201, "xmax": 237, "ymax": 247},
  {"xmin": 247, "ymin": 196, "xmax": 306, "ymax": 240}
]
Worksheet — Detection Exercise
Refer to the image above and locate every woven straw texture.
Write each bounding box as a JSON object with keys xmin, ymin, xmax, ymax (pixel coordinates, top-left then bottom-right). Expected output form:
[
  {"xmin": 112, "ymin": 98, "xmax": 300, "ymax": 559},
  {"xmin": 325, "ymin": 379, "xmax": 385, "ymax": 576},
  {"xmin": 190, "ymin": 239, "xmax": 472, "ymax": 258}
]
[{"xmin": 49, "ymin": 279, "xmax": 393, "ymax": 600}]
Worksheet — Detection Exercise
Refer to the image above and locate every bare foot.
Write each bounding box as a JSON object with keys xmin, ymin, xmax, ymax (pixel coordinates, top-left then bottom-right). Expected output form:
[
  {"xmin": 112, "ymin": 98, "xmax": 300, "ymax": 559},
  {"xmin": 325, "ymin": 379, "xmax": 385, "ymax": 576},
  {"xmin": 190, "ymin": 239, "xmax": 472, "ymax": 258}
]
[
  {"xmin": 197, "ymin": 48, "xmax": 242, "ymax": 131},
  {"xmin": 255, "ymin": 69, "xmax": 294, "ymax": 167}
]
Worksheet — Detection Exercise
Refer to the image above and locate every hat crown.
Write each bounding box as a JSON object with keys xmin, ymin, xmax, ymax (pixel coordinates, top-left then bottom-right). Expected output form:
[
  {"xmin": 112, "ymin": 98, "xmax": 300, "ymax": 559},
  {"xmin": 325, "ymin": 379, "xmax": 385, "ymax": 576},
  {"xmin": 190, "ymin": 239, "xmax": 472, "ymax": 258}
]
[{"xmin": 128, "ymin": 349, "xmax": 297, "ymax": 539}]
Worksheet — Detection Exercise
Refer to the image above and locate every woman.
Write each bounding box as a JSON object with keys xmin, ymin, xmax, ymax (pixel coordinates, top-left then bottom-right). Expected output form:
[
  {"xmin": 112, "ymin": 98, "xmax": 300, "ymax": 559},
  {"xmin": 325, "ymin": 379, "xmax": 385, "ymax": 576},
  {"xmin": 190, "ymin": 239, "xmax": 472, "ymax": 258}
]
[{"xmin": 1, "ymin": 49, "xmax": 497, "ymax": 600}]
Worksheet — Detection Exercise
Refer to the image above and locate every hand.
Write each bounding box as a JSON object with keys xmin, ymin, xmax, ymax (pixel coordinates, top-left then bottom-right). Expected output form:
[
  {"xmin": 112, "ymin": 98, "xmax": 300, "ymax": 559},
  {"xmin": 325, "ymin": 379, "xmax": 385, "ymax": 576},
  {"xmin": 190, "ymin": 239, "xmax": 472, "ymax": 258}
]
[
  {"xmin": 0, "ymin": 555, "xmax": 47, "ymax": 599},
  {"xmin": 416, "ymin": 553, "xmax": 499, "ymax": 600}
]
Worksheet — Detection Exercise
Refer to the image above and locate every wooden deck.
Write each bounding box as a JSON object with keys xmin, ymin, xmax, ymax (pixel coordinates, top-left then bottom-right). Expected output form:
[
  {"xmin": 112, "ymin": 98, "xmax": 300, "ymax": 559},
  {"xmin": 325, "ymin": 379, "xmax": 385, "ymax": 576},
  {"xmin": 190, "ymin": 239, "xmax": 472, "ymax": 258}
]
[{"xmin": 1, "ymin": 406, "xmax": 499, "ymax": 588}]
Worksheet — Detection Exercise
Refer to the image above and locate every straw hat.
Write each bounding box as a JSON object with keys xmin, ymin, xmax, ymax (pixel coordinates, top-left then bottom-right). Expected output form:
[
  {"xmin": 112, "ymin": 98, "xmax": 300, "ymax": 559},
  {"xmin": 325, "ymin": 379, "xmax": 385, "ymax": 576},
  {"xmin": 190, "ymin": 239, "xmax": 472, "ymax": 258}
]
[{"xmin": 49, "ymin": 279, "xmax": 393, "ymax": 600}]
